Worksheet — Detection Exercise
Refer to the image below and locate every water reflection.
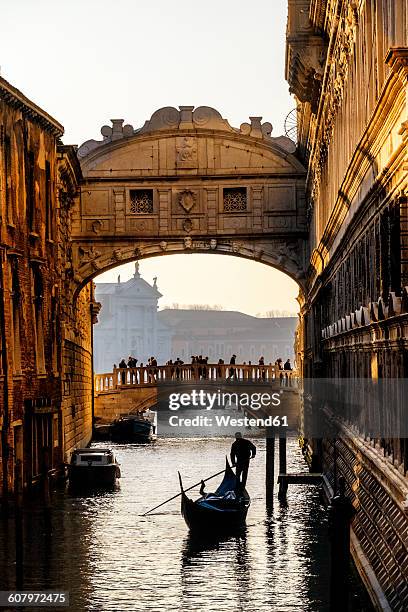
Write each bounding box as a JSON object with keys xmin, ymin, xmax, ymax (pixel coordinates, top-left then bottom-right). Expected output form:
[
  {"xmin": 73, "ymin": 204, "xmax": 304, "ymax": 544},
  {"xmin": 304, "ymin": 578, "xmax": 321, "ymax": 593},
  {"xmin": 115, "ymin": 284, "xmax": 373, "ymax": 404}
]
[{"xmin": 0, "ymin": 438, "xmax": 372, "ymax": 611}]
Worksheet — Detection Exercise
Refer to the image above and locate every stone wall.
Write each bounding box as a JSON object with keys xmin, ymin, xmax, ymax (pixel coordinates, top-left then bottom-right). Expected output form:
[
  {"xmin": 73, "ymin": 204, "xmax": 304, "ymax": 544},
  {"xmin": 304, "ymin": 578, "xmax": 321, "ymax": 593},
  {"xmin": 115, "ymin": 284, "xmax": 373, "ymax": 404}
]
[
  {"xmin": 322, "ymin": 435, "xmax": 408, "ymax": 610},
  {"xmin": 94, "ymin": 387, "xmax": 158, "ymax": 423}
]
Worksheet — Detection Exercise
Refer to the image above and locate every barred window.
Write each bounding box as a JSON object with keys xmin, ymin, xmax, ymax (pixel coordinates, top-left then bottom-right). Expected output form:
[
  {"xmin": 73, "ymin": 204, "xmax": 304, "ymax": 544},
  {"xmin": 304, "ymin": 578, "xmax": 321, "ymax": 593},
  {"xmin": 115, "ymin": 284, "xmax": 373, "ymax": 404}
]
[
  {"xmin": 223, "ymin": 187, "xmax": 247, "ymax": 212},
  {"xmin": 129, "ymin": 189, "xmax": 153, "ymax": 214}
]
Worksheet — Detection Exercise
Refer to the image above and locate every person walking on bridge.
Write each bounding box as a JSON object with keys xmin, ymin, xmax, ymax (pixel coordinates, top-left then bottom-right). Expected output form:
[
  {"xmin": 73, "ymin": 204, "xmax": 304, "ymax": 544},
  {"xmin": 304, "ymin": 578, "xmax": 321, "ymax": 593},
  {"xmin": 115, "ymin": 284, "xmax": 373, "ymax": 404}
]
[{"xmin": 230, "ymin": 432, "xmax": 256, "ymax": 488}]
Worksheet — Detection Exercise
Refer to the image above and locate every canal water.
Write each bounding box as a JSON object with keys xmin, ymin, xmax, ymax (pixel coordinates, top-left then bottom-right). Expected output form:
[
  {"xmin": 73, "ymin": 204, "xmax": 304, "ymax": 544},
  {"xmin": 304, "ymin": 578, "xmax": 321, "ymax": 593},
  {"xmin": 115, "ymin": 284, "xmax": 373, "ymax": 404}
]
[{"xmin": 0, "ymin": 438, "xmax": 373, "ymax": 612}]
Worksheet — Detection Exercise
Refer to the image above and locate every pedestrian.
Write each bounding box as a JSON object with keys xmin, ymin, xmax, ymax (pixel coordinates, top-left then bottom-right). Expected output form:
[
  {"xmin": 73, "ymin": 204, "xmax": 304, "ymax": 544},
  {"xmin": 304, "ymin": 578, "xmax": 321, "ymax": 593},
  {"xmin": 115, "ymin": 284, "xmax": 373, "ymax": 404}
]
[
  {"xmin": 229, "ymin": 354, "xmax": 236, "ymax": 378},
  {"xmin": 217, "ymin": 357, "xmax": 224, "ymax": 379},
  {"xmin": 174, "ymin": 357, "xmax": 184, "ymax": 379},
  {"xmin": 284, "ymin": 359, "xmax": 292, "ymax": 371},
  {"xmin": 230, "ymin": 432, "xmax": 256, "ymax": 488},
  {"xmin": 118, "ymin": 358, "xmax": 127, "ymax": 384},
  {"xmin": 259, "ymin": 355, "xmax": 266, "ymax": 381}
]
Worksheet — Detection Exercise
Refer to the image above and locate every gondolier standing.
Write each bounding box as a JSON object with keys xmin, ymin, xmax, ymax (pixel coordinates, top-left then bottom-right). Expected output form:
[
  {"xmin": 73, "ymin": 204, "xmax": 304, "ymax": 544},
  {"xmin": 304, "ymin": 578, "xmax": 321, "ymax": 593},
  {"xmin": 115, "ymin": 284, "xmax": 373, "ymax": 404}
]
[{"xmin": 230, "ymin": 432, "xmax": 256, "ymax": 488}]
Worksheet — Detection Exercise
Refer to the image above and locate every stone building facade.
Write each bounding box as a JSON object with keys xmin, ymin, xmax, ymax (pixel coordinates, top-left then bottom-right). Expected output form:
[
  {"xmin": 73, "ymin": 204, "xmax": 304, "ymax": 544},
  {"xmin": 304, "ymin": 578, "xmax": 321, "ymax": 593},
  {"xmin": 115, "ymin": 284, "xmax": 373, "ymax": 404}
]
[
  {"xmin": 0, "ymin": 78, "xmax": 94, "ymax": 499},
  {"xmin": 287, "ymin": 0, "xmax": 408, "ymax": 608},
  {"xmin": 94, "ymin": 264, "xmax": 171, "ymax": 371}
]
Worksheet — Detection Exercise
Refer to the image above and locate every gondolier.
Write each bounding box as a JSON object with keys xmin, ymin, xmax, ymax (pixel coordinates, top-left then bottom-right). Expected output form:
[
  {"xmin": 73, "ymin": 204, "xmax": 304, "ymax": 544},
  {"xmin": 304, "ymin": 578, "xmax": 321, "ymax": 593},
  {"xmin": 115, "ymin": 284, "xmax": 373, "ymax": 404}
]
[{"xmin": 230, "ymin": 432, "xmax": 256, "ymax": 487}]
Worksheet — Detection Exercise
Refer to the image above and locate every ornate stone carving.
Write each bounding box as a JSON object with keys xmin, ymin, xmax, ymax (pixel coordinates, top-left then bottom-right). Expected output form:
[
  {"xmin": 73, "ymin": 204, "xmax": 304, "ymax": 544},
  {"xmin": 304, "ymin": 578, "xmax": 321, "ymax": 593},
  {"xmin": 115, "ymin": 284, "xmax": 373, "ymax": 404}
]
[
  {"xmin": 182, "ymin": 219, "xmax": 193, "ymax": 233},
  {"xmin": 184, "ymin": 237, "xmax": 193, "ymax": 249},
  {"xmin": 159, "ymin": 241, "xmax": 168, "ymax": 251},
  {"xmin": 309, "ymin": 3, "xmax": 358, "ymax": 209},
  {"xmin": 79, "ymin": 246, "xmax": 101, "ymax": 270},
  {"xmin": 232, "ymin": 241, "xmax": 243, "ymax": 253},
  {"xmin": 176, "ymin": 137, "xmax": 197, "ymax": 167},
  {"xmin": 112, "ymin": 248, "xmax": 124, "ymax": 261},
  {"xmin": 210, "ymin": 239, "xmax": 217, "ymax": 250},
  {"xmin": 178, "ymin": 190, "xmax": 197, "ymax": 213},
  {"xmin": 91, "ymin": 219, "xmax": 103, "ymax": 234}
]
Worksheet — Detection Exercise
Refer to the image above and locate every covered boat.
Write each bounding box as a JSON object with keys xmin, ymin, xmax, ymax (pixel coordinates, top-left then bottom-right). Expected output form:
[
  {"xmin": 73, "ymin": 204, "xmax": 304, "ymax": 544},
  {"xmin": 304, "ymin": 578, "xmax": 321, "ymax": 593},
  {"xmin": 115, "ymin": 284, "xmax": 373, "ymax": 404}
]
[
  {"xmin": 179, "ymin": 459, "xmax": 250, "ymax": 532},
  {"xmin": 68, "ymin": 448, "xmax": 121, "ymax": 489},
  {"xmin": 111, "ymin": 411, "xmax": 156, "ymax": 442}
]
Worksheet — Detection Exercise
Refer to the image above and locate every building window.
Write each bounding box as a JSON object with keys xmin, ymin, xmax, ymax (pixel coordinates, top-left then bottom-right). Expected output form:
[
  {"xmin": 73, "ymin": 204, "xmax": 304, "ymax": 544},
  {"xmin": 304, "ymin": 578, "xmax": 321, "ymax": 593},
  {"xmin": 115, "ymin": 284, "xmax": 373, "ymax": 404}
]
[
  {"xmin": 129, "ymin": 189, "xmax": 153, "ymax": 214},
  {"xmin": 223, "ymin": 187, "xmax": 247, "ymax": 212},
  {"xmin": 32, "ymin": 266, "xmax": 45, "ymax": 373},
  {"xmin": 26, "ymin": 151, "xmax": 35, "ymax": 232},
  {"xmin": 3, "ymin": 135, "xmax": 13, "ymax": 225},
  {"xmin": 45, "ymin": 161, "xmax": 52, "ymax": 239},
  {"xmin": 10, "ymin": 258, "xmax": 22, "ymax": 374}
]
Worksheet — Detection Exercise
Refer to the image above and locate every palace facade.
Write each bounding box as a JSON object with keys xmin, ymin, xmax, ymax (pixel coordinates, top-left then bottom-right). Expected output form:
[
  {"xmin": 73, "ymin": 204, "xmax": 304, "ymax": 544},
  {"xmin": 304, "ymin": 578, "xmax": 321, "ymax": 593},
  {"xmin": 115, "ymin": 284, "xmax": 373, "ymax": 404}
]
[{"xmin": 287, "ymin": 0, "xmax": 408, "ymax": 607}]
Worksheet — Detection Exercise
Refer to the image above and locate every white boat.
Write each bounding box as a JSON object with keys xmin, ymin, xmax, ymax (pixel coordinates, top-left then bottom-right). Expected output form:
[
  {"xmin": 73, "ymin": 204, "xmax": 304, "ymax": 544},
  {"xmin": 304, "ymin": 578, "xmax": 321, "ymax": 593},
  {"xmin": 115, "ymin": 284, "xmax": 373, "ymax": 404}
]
[{"xmin": 68, "ymin": 448, "xmax": 121, "ymax": 489}]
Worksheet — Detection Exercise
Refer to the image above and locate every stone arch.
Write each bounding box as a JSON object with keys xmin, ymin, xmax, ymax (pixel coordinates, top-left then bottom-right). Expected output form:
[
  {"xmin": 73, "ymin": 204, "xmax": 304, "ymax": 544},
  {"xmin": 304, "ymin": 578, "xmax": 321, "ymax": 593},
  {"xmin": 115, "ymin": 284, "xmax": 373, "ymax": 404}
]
[{"xmin": 73, "ymin": 239, "xmax": 306, "ymax": 303}]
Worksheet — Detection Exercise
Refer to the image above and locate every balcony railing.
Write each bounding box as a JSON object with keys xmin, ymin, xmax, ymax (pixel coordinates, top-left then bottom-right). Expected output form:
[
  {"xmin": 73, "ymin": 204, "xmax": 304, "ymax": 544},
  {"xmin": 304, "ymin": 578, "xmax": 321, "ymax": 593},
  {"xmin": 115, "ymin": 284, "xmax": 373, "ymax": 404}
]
[{"xmin": 94, "ymin": 363, "xmax": 298, "ymax": 393}]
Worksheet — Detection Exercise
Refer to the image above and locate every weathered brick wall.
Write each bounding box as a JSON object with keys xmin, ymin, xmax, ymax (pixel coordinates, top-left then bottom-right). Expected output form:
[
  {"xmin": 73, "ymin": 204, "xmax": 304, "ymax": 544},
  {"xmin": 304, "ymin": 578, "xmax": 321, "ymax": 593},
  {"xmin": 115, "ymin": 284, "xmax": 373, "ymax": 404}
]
[
  {"xmin": 0, "ymin": 82, "xmax": 64, "ymax": 494},
  {"xmin": 323, "ymin": 437, "xmax": 408, "ymax": 611}
]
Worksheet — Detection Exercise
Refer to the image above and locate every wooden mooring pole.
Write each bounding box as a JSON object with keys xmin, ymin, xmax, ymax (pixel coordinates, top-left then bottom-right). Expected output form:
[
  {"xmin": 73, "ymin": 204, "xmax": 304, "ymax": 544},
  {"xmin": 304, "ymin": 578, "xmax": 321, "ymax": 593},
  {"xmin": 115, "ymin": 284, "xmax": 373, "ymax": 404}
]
[
  {"xmin": 265, "ymin": 431, "xmax": 275, "ymax": 506},
  {"xmin": 328, "ymin": 477, "xmax": 356, "ymax": 611},
  {"xmin": 278, "ymin": 437, "xmax": 287, "ymax": 501}
]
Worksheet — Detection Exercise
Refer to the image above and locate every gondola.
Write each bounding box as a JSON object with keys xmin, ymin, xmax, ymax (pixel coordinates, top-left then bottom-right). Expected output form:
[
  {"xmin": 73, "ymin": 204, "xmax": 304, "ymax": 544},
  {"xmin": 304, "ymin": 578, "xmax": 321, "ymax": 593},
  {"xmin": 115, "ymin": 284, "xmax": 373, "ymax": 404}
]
[{"xmin": 178, "ymin": 459, "xmax": 250, "ymax": 532}]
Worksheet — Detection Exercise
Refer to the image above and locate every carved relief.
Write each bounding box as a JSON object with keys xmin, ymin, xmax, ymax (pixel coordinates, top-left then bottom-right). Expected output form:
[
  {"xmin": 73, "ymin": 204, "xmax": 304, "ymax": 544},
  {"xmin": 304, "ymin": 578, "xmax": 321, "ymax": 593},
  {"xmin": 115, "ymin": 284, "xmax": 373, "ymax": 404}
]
[
  {"xmin": 178, "ymin": 190, "xmax": 197, "ymax": 213},
  {"xmin": 176, "ymin": 137, "xmax": 197, "ymax": 167},
  {"xmin": 112, "ymin": 248, "xmax": 124, "ymax": 261},
  {"xmin": 182, "ymin": 219, "xmax": 193, "ymax": 233},
  {"xmin": 79, "ymin": 246, "xmax": 101, "ymax": 270}
]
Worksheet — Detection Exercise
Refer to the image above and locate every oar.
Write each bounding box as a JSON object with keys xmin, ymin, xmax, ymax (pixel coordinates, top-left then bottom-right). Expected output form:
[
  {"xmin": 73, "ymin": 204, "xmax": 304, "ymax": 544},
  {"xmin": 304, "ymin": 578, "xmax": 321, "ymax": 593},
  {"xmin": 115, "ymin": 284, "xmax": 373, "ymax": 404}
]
[{"xmin": 141, "ymin": 467, "xmax": 227, "ymax": 516}]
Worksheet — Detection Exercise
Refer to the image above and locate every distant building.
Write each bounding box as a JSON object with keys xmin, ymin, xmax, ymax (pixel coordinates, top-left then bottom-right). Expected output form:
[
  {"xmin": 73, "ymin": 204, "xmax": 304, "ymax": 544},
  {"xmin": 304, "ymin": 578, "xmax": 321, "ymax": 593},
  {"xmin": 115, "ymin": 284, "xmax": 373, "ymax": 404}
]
[
  {"xmin": 94, "ymin": 269, "xmax": 297, "ymax": 372},
  {"xmin": 94, "ymin": 263, "xmax": 172, "ymax": 372}
]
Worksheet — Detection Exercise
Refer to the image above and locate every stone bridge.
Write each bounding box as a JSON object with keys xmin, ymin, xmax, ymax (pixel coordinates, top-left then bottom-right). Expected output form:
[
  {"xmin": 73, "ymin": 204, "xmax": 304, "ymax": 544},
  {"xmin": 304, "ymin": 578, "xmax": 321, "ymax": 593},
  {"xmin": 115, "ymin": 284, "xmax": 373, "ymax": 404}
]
[
  {"xmin": 94, "ymin": 363, "xmax": 298, "ymax": 423},
  {"xmin": 71, "ymin": 105, "xmax": 308, "ymax": 297}
]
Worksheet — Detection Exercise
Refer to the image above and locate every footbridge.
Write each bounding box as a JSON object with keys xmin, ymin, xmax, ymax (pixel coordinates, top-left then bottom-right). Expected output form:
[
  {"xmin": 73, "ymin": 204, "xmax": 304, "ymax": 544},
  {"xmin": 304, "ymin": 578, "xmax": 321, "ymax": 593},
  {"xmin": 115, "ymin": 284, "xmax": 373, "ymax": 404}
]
[{"xmin": 94, "ymin": 363, "xmax": 299, "ymax": 423}]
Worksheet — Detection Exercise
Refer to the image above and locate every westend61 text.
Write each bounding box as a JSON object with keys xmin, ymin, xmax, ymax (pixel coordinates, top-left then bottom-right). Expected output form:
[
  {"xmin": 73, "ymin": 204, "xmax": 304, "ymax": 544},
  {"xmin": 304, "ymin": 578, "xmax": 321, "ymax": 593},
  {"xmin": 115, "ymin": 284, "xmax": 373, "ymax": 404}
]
[
  {"xmin": 168, "ymin": 415, "xmax": 288, "ymax": 427},
  {"xmin": 168, "ymin": 390, "xmax": 282, "ymax": 411}
]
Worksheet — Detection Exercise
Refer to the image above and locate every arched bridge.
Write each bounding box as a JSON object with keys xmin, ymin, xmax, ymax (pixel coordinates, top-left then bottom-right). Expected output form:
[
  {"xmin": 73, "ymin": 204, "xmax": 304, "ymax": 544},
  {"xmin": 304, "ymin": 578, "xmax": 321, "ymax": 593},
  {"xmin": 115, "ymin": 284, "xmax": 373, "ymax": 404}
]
[
  {"xmin": 71, "ymin": 105, "xmax": 308, "ymax": 297},
  {"xmin": 94, "ymin": 363, "xmax": 299, "ymax": 423}
]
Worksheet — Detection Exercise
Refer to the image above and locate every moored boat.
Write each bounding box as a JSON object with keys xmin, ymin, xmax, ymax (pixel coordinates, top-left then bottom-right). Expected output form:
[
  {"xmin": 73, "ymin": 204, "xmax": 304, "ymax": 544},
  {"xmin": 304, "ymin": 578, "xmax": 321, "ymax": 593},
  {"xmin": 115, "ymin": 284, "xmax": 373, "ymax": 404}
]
[
  {"xmin": 111, "ymin": 411, "xmax": 156, "ymax": 442},
  {"xmin": 179, "ymin": 459, "xmax": 250, "ymax": 532},
  {"xmin": 68, "ymin": 448, "xmax": 121, "ymax": 489}
]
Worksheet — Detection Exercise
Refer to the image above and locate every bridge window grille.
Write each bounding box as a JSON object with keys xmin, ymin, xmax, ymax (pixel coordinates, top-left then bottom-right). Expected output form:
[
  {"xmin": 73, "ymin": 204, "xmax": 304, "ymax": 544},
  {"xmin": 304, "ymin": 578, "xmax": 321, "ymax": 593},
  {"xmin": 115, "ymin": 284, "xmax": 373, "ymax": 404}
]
[
  {"xmin": 129, "ymin": 189, "xmax": 153, "ymax": 214},
  {"xmin": 223, "ymin": 187, "xmax": 247, "ymax": 212}
]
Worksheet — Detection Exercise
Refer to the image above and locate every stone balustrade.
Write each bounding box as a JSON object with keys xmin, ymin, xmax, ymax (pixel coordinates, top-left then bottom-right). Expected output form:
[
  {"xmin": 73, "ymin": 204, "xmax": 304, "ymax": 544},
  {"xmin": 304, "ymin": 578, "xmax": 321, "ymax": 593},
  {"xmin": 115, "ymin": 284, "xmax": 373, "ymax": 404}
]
[{"xmin": 95, "ymin": 363, "xmax": 298, "ymax": 393}]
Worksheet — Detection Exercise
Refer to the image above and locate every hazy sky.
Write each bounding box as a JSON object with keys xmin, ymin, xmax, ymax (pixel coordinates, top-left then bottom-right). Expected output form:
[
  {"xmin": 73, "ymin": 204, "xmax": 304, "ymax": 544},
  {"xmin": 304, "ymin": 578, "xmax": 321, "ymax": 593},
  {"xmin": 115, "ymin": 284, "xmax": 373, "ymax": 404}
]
[{"xmin": 0, "ymin": 0, "xmax": 299, "ymax": 315}]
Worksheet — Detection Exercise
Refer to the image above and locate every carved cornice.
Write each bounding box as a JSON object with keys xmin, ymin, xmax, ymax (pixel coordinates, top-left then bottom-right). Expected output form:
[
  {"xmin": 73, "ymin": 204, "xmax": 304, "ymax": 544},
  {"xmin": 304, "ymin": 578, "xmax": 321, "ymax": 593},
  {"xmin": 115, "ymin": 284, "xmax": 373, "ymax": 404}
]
[
  {"xmin": 0, "ymin": 76, "xmax": 64, "ymax": 136},
  {"xmin": 286, "ymin": 0, "xmax": 328, "ymax": 112},
  {"xmin": 307, "ymin": 1, "xmax": 358, "ymax": 208},
  {"xmin": 385, "ymin": 47, "xmax": 408, "ymax": 82},
  {"xmin": 57, "ymin": 145, "xmax": 82, "ymax": 198}
]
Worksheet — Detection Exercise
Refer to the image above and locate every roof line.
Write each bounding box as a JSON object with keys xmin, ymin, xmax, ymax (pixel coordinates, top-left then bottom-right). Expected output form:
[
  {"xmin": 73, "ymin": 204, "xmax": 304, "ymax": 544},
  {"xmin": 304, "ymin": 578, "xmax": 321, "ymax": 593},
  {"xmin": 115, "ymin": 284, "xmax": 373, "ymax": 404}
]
[{"xmin": 0, "ymin": 76, "xmax": 64, "ymax": 136}]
